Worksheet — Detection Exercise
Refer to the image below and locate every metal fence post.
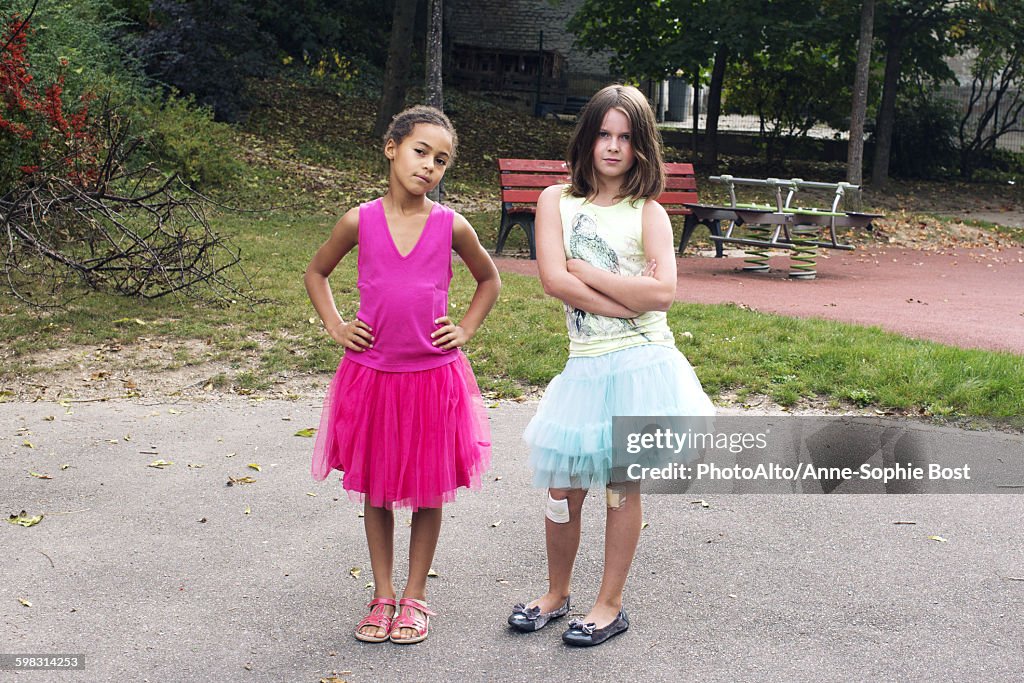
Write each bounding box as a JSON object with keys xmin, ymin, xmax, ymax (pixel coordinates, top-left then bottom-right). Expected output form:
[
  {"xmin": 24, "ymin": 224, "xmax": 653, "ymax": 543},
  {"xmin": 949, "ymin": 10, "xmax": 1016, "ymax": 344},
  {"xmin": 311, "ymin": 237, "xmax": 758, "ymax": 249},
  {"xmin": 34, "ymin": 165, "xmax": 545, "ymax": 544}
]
[{"xmin": 534, "ymin": 31, "xmax": 543, "ymax": 118}]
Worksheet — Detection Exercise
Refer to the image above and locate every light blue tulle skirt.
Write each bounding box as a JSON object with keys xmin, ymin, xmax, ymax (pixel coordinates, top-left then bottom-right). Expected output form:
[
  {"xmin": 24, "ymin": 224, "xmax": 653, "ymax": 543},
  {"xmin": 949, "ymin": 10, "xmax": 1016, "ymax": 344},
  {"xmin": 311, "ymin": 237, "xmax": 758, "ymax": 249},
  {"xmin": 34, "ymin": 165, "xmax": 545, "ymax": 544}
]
[{"xmin": 524, "ymin": 343, "xmax": 716, "ymax": 490}]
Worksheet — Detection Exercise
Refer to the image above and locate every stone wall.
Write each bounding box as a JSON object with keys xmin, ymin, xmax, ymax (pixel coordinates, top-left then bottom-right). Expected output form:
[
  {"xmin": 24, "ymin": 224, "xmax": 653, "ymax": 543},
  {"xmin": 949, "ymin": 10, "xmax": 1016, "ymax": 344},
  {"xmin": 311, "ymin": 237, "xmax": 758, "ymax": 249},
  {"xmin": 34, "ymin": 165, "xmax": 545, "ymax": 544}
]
[{"xmin": 447, "ymin": 0, "xmax": 612, "ymax": 75}]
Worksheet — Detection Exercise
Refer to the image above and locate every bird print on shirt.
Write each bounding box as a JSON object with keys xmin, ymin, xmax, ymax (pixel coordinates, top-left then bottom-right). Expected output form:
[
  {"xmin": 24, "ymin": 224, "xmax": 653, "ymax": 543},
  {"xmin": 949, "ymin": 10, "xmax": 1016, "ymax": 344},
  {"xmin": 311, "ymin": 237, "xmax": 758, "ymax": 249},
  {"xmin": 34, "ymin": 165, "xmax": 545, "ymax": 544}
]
[{"xmin": 565, "ymin": 212, "xmax": 647, "ymax": 341}]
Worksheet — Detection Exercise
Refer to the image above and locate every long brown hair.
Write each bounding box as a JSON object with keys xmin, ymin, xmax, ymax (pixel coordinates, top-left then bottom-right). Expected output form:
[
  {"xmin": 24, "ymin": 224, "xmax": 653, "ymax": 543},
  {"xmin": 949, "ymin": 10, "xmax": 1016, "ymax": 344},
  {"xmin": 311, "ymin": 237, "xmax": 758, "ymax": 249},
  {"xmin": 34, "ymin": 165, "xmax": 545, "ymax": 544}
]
[{"xmin": 566, "ymin": 84, "xmax": 664, "ymax": 202}]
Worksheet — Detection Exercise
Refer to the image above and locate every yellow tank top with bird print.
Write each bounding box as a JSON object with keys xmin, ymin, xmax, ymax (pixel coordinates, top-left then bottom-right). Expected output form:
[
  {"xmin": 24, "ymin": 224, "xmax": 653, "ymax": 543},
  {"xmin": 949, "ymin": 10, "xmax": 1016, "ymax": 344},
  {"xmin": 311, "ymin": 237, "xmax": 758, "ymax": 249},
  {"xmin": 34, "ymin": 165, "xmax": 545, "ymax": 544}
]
[{"xmin": 558, "ymin": 189, "xmax": 676, "ymax": 357}]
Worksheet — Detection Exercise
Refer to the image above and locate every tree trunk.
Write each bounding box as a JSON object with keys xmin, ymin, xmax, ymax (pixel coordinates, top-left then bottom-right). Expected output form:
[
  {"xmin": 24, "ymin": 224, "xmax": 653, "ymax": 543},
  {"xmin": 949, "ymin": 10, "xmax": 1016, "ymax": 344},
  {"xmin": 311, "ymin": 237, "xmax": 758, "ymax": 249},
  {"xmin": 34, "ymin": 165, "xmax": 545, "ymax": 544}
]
[
  {"xmin": 425, "ymin": 0, "xmax": 443, "ymax": 110},
  {"xmin": 870, "ymin": 14, "xmax": 903, "ymax": 187},
  {"xmin": 373, "ymin": 0, "xmax": 418, "ymax": 139},
  {"xmin": 691, "ymin": 72, "xmax": 700, "ymax": 156},
  {"xmin": 425, "ymin": 0, "xmax": 443, "ymax": 200},
  {"xmin": 703, "ymin": 45, "xmax": 728, "ymax": 172},
  {"xmin": 846, "ymin": 0, "xmax": 875, "ymax": 196}
]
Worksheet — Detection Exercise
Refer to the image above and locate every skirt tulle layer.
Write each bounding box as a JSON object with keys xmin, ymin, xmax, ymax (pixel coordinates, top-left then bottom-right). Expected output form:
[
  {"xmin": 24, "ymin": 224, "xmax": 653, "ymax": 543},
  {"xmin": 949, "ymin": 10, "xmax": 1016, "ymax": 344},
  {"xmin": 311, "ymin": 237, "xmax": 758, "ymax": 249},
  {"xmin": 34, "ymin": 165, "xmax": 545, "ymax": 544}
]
[
  {"xmin": 312, "ymin": 353, "xmax": 491, "ymax": 510},
  {"xmin": 524, "ymin": 344, "xmax": 715, "ymax": 490}
]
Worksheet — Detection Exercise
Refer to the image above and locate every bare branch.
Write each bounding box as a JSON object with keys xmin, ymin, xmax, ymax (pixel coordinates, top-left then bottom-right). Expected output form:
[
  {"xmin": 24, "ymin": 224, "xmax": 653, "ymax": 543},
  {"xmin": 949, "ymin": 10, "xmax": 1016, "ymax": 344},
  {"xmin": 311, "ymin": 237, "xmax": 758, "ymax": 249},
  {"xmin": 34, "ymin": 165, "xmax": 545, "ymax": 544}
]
[{"xmin": 1, "ymin": 104, "xmax": 262, "ymax": 308}]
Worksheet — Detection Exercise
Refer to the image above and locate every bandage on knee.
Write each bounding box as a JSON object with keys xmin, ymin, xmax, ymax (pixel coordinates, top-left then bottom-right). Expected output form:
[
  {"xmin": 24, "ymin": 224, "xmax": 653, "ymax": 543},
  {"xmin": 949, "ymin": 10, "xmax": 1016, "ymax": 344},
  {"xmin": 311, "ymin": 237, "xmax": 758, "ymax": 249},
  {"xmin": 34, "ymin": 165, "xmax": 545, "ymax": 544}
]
[
  {"xmin": 606, "ymin": 486, "xmax": 627, "ymax": 509},
  {"xmin": 546, "ymin": 494, "xmax": 570, "ymax": 523}
]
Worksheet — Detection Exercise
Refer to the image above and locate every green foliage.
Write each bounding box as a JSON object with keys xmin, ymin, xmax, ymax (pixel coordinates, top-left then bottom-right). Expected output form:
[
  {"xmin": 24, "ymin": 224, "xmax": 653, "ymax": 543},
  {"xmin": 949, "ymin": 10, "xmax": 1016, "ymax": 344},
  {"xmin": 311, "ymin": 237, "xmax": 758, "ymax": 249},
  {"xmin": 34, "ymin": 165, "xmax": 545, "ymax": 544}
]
[
  {"xmin": 569, "ymin": 0, "xmax": 775, "ymax": 82},
  {"xmin": 9, "ymin": 0, "xmax": 144, "ymax": 98},
  {"xmin": 128, "ymin": 0, "xmax": 392, "ymax": 121},
  {"xmin": 132, "ymin": 93, "xmax": 243, "ymax": 188},
  {"xmin": 283, "ymin": 47, "xmax": 383, "ymax": 98},
  {"xmin": 137, "ymin": 0, "xmax": 274, "ymax": 122},
  {"xmin": 0, "ymin": 5, "xmax": 119, "ymax": 194},
  {"xmin": 953, "ymin": 1, "xmax": 1024, "ymax": 178},
  {"xmin": 108, "ymin": 0, "xmax": 151, "ymax": 24},
  {"xmin": 569, "ymin": 0, "xmax": 703, "ymax": 79},
  {"xmin": 882, "ymin": 1, "xmax": 959, "ymax": 85},
  {"xmin": 725, "ymin": 41, "xmax": 851, "ymax": 160},
  {"xmin": 1, "ymin": 3, "xmax": 242, "ymax": 192},
  {"xmin": 968, "ymin": 149, "xmax": 1024, "ymax": 184},
  {"xmin": 887, "ymin": 90, "xmax": 959, "ymax": 179},
  {"xmin": 251, "ymin": 0, "xmax": 390, "ymax": 68}
]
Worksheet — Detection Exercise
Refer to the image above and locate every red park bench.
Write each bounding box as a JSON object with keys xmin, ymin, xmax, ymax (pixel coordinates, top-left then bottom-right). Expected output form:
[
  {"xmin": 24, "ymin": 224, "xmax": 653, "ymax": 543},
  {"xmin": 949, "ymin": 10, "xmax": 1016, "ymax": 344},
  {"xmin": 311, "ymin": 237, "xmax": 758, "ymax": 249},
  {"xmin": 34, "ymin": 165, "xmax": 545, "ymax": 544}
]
[{"xmin": 494, "ymin": 158, "xmax": 721, "ymax": 259}]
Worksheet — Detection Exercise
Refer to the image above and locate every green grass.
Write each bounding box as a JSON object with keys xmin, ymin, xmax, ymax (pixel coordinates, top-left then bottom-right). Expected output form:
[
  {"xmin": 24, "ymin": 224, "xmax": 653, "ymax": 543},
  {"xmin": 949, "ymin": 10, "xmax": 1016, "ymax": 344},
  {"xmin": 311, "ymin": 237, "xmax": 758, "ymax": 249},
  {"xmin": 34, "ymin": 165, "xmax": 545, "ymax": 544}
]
[
  {"xmin": 952, "ymin": 217, "xmax": 1024, "ymax": 242},
  {"xmin": 667, "ymin": 303, "xmax": 1023, "ymax": 423},
  {"xmin": 2, "ymin": 206, "xmax": 1022, "ymax": 425},
  {"xmin": 2, "ymin": 77, "xmax": 1022, "ymax": 424}
]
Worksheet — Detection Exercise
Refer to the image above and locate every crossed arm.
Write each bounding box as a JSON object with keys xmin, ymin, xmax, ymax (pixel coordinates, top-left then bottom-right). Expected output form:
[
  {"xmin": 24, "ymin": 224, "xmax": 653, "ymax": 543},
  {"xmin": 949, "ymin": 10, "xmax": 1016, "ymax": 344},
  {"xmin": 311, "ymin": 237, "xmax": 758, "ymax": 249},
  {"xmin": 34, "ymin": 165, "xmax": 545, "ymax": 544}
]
[{"xmin": 535, "ymin": 185, "xmax": 678, "ymax": 317}]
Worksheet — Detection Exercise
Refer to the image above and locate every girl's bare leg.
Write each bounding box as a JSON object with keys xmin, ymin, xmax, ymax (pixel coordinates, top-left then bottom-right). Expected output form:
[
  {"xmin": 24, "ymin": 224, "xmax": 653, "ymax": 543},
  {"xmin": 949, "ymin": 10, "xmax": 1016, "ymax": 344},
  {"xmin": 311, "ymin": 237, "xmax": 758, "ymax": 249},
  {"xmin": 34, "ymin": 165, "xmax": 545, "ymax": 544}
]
[
  {"xmin": 528, "ymin": 488, "xmax": 587, "ymax": 612},
  {"xmin": 360, "ymin": 500, "xmax": 396, "ymax": 638},
  {"xmin": 582, "ymin": 481, "xmax": 642, "ymax": 627},
  {"xmin": 395, "ymin": 506, "xmax": 443, "ymax": 639}
]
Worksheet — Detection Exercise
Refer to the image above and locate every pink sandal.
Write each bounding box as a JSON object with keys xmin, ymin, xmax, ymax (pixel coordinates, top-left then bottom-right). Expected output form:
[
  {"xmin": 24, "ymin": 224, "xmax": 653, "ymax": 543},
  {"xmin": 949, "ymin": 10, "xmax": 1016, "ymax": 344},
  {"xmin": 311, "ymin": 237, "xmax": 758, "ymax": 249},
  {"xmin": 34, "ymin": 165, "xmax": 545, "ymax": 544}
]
[
  {"xmin": 354, "ymin": 597, "xmax": 397, "ymax": 643},
  {"xmin": 389, "ymin": 597, "xmax": 437, "ymax": 644}
]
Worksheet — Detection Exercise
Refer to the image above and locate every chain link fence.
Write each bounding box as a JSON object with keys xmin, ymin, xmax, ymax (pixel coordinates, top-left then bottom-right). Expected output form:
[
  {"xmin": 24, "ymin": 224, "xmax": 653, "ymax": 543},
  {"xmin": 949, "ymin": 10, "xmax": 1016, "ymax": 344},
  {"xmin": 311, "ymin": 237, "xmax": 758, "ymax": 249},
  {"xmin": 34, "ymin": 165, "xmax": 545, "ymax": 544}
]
[{"xmin": 563, "ymin": 74, "xmax": 1023, "ymax": 153}]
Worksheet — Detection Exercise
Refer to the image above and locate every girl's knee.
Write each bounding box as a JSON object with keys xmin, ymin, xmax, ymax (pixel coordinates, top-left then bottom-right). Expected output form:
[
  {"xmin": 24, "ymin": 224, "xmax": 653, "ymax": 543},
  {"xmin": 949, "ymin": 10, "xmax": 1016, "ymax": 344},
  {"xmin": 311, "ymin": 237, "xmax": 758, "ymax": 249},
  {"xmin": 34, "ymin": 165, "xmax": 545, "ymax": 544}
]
[
  {"xmin": 606, "ymin": 482, "xmax": 640, "ymax": 510},
  {"xmin": 411, "ymin": 506, "xmax": 443, "ymax": 521},
  {"xmin": 365, "ymin": 502, "xmax": 395, "ymax": 517},
  {"xmin": 546, "ymin": 488, "xmax": 585, "ymax": 522}
]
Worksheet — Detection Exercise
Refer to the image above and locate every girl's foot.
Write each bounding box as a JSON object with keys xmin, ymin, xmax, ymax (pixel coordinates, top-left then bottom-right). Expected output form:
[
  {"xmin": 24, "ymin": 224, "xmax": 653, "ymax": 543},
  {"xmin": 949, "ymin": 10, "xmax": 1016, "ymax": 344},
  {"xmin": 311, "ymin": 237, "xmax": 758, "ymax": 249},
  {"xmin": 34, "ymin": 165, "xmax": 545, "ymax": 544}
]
[
  {"xmin": 578, "ymin": 602, "xmax": 622, "ymax": 630},
  {"xmin": 508, "ymin": 593, "xmax": 571, "ymax": 632},
  {"xmin": 562, "ymin": 609, "xmax": 629, "ymax": 647},
  {"xmin": 524, "ymin": 591, "xmax": 570, "ymax": 615},
  {"xmin": 390, "ymin": 597, "xmax": 437, "ymax": 644},
  {"xmin": 354, "ymin": 597, "xmax": 397, "ymax": 642}
]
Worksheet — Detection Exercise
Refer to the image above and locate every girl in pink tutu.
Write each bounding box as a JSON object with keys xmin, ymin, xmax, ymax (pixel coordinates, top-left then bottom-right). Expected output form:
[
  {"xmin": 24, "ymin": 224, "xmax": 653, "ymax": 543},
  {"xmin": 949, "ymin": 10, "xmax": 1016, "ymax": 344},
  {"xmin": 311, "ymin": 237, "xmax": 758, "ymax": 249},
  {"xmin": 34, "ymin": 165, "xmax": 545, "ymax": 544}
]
[{"xmin": 305, "ymin": 105, "xmax": 500, "ymax": 645}]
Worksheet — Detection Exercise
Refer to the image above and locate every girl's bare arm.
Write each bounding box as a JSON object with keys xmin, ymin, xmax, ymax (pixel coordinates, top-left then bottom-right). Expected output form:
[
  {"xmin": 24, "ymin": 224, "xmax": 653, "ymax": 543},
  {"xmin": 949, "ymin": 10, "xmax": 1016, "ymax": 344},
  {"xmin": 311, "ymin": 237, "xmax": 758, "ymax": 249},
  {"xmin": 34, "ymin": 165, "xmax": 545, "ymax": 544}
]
[
  {"xmin": 303, "ymin": 208, "xmax": 373, "ymax": 350},
  {"xmin": 433, "ymin": 213, "xmax": 501, "ymax": 349}
]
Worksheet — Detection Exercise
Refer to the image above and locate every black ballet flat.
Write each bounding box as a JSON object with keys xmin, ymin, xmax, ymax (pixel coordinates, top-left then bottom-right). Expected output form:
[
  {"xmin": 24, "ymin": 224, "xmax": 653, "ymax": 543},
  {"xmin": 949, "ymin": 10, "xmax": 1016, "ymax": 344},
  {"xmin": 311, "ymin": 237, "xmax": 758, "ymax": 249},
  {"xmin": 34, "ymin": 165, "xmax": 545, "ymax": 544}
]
[
  {"xmin": 507, "ymin": 596, "xmax": 571, "ymax": 632},
  {"xmin": 561, "ymin": 610, "xmax": 629, "ymax": 647}
]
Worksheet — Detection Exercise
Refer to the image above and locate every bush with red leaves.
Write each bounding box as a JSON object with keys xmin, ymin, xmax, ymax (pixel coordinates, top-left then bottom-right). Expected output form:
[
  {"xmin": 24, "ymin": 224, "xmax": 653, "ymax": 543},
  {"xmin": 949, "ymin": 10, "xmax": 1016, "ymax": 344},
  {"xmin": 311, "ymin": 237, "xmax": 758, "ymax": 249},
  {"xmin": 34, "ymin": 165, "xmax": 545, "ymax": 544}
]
[{"xmin": 1, "ymin": 10, "xmax": 99, "ymax": 192}]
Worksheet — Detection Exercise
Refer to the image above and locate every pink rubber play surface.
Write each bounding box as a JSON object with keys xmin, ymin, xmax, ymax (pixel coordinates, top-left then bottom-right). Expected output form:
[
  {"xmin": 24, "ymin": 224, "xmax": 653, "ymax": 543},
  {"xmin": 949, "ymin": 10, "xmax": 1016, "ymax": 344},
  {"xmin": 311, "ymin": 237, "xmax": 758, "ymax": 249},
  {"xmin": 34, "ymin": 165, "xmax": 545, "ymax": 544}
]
[{"xmin": 494, "ymin": 246, "xmax": 1024, "ymax": 355}]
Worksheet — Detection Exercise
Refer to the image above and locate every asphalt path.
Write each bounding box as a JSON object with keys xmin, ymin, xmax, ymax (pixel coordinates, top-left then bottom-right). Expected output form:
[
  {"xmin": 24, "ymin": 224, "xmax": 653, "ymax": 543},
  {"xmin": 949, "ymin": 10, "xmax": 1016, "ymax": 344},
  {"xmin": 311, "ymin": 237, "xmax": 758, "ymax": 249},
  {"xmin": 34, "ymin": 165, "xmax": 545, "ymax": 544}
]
[{"xmin": 3, "ymin": 399, "xmax": 1023, "ymax": 682}]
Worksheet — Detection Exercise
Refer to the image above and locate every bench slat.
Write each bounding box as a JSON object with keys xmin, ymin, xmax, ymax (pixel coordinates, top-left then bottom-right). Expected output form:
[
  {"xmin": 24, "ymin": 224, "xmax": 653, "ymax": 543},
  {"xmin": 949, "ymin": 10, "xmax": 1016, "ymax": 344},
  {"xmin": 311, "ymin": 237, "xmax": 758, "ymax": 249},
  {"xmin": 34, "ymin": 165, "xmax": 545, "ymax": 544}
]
[
  {"xmin": 655, "ymin": 191, "xmax": 700, "ymax": 206},
  {"xmin": 664, "ymin": 176, "xmax": 698, "ymax": 190},
  {"xmin": 664, "ymin": 162, "xmax": 695, "ymax": 174},
  {"xmin": 498, "ymin": 159, "xmax": 568, "ymax": 172},
  {"xmin": 502, "ymin": 176, "xmax": 695, "ymax": 189},
  {"xmin": 501, "ymin": 189, "xmax": 547, "ymax": 203},
  {"xmin": 499, "ymin": 173, "xmax": 570, "ymax": 188}
]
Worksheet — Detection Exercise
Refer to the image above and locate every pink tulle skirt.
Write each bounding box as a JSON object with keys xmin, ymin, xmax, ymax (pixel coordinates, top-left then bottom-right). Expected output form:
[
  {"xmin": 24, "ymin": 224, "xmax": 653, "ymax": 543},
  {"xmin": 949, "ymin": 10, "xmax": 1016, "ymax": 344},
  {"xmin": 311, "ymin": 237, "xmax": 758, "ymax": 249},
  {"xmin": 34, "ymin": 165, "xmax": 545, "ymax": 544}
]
[{"xmin": 311, "ymin": 352, "xmax": 491, "ymax": 510}]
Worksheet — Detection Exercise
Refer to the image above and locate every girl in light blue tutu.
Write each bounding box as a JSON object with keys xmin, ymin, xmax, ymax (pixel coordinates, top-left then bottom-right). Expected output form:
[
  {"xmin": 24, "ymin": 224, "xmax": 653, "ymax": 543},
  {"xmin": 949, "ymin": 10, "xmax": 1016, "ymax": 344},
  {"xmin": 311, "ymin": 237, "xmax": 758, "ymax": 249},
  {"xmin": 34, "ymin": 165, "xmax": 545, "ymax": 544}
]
[{"xmin": 507, "ymin": 84, "xmax": 715, "ymax": 647}]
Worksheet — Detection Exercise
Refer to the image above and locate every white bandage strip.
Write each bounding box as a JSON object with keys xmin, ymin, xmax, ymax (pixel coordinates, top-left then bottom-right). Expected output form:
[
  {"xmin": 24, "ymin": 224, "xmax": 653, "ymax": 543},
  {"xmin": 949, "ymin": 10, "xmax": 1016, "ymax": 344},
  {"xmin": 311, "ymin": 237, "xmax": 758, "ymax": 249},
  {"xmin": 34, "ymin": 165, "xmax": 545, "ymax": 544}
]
[{"xmin": 546, "ymin": 494, "xmax": 570, "ymax": 523}]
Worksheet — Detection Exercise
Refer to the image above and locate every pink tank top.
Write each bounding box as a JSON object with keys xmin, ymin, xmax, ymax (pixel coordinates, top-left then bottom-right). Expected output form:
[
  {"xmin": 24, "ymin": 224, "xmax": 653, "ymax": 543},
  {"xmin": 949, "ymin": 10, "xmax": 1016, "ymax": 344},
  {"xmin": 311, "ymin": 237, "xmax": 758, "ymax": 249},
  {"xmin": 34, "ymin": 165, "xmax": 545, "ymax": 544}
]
[{"xmin": 348, "ymin": 197, "xmax": 457, "ymax": 372}]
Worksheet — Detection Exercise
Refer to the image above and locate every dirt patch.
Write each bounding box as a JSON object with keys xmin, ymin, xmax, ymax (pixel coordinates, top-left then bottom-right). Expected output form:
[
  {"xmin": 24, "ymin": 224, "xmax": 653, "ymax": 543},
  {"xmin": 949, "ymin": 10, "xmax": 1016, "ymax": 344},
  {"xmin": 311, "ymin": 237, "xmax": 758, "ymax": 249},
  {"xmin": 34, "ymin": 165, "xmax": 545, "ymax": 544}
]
[
  {"xmin": 0, "ymin": 339, "xmax": 880, "ymax": 417},
  {"xmin": 0, "ymin": 335, "xmax": 542, "ymax": 406},
  {"xmin": 861, "ymin": 212, "xmax": 1024, "ymax": 251},
  {"xmin": 0, "ymin": 337, "xmax": 330, "ymax": 404},
  {"xmin": 865, "ymin": 178, "xmax": 1024, "ymax": 218}
]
